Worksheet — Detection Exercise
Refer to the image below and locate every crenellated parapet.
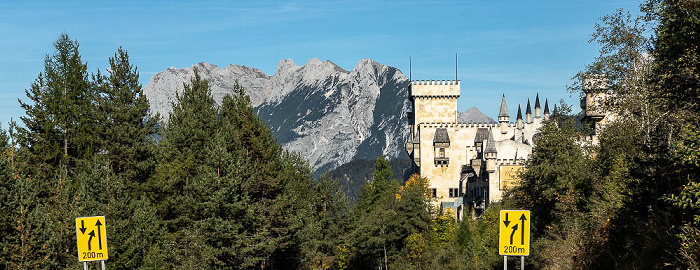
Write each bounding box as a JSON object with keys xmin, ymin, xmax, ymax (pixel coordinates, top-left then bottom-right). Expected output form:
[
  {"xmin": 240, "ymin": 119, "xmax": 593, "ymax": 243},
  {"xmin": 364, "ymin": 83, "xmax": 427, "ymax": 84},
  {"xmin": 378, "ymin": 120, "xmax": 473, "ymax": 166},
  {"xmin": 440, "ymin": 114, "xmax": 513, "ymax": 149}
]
[{"xmin": 410, "ymin": 80, "xmax": 461, "ymax": 98}]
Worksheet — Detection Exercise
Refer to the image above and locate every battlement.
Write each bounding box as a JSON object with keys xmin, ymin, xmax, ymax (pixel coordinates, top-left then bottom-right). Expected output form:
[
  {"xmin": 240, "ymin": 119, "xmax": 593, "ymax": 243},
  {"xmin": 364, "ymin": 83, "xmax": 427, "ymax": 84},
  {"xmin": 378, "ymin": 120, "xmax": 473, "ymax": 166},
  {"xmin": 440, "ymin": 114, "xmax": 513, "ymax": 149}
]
[
  {"xmin": 419, "ymin": 123, "xmax": 500, "ymax": 128},
  {"xmin": 411, "ymin": 80, "xmax": 460, "ymax": 97},
  {"xmin": 496, "ymin": 158, "xmax": 526, "ymax": 166}
]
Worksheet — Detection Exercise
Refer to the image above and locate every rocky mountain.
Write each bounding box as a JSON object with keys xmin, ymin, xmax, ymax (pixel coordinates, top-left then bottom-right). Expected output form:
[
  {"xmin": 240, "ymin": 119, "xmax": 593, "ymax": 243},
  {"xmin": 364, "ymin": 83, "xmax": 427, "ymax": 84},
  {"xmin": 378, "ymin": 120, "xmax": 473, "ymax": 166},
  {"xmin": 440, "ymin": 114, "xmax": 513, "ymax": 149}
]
[
  {"xmin": 458, "ymin": 107, "xmax": 496, "ymax": 123},
  {"xmin": 144, "ymin": 58, "xmax": 411, "ymax": 173}
]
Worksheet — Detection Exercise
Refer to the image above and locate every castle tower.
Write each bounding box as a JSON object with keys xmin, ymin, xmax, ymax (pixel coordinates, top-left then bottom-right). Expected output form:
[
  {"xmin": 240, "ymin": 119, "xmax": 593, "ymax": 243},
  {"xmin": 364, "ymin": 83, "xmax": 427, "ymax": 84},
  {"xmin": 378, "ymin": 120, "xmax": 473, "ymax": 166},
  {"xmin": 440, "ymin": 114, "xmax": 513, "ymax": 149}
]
[
  {"xmin": 534, "ymin": 93, "xmax": 541, "ymax": 119},
  {"xmin": 516, "ymin": 105, "xmax": 523, "ymax": 130},
  {"xmin": 406, "ymin": 80, "xmax": 461, "ymax": 170},
  {"xmin": 498, "ymin": 94, "xmax": 509, "ymax": 133},
  {"xmin": 484, "ymin": 129, "xmax": 497, "ymax": 173},
  {"xmin": 410, "ymin": 80, "xmax": 460, "ymax": 124},
  {"xmin": 543, "ymin": 98, "xmax": 550, "ymax": 121},
  {"xmin": 580, "ymin": 74, "xmax": 609, "ymax": 135},
  {"xmin": 525, "ymin": 99, "xmax": 532, "ymax": 124}
]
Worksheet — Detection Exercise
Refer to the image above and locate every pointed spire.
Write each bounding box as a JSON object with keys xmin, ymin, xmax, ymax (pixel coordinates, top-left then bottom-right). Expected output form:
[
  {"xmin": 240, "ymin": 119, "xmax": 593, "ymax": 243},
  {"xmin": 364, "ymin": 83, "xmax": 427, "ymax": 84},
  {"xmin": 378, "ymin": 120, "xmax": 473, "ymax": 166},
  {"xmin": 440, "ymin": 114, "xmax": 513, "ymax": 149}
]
[
  {"xmin": 534, "ymin": 93, "xmax": 540, "ymax": 109},
  {"xmin": 544, "ymin": 99, "xmax": 550, "ymax": 114},
  {"xmin": 498, "ymin": 94, "xmax": 509, "ymax": 117},
  {"xmin": 553, "ymin": 104, "xmax": 557, "ymax": 114},
  {"xmin": 485, "ymin": 128, "xmax": 497, "ymax": 154},
  {"xmin": 517, "ymin": 104, "xmax": 522, "ymax": 120},
  {"xmin": 526, "ymin": 99, "xmax": 532, "ymax": 115}
]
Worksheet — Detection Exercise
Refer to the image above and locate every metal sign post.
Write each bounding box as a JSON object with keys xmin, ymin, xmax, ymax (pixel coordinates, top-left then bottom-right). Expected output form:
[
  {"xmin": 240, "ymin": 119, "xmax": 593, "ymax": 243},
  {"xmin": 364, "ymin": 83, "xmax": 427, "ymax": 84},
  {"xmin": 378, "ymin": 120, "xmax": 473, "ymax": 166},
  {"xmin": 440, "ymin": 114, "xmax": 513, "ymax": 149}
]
[{"xmin": 500, "ymin": 210, "xmax": 531, "ymax": 270}]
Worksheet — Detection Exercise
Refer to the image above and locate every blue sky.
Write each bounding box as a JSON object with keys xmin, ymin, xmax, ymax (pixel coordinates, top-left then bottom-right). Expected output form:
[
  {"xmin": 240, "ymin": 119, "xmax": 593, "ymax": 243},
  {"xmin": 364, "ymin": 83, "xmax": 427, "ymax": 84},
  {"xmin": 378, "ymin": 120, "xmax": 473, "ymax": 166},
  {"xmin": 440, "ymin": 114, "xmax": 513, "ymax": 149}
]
[{"xmin": 0, "ymin": 0, "xmax": 644, "ymax": 126}]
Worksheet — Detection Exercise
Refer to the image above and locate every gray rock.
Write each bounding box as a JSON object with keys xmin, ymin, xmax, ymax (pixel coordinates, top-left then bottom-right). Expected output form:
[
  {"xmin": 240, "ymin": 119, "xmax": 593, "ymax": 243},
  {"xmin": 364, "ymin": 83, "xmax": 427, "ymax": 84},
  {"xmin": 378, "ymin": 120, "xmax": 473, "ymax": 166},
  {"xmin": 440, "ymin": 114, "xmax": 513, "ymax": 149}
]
[
  {"xmin": 144, "ymin": 58, "xmax": 411, "ymax": 173},
  {"xmin": 458, "ymin": 107, "xmax": 496, "ymax": 124}
]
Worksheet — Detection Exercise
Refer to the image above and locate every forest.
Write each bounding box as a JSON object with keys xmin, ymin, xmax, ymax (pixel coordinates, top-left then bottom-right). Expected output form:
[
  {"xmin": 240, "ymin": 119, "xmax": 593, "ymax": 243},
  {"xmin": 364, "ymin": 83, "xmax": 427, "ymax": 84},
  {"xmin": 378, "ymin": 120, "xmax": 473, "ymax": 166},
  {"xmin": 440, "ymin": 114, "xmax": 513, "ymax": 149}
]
[{"xmin": 0, "ymin": 0, "xmax": 698, "ymax": 269}]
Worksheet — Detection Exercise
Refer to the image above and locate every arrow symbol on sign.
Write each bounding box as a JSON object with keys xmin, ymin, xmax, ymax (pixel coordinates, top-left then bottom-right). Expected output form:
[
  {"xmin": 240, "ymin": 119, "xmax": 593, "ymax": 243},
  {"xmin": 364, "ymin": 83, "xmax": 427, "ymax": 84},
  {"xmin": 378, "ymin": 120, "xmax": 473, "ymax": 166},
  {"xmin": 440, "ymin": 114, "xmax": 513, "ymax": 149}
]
[
  {"xmin": 503, "ymin": 213, "xmax": 510, "ymax": 227},
  {"xmin": 87, "ymin": 230, "xmax": 95, "ymax": 250},
  {"xmin": 509, "ymin": 223, "xmax": 518, "ymax": 245},
  {"xmin": 79, "ymin": 220, "xmax": 86, "ymax": 234},
  {"xmin": 519, "ymin": 214, "xmax": 527, "ymax": 245},
  {"xmin": 95, "ymin": 219, "xmax": 103, "ymax": 250}
]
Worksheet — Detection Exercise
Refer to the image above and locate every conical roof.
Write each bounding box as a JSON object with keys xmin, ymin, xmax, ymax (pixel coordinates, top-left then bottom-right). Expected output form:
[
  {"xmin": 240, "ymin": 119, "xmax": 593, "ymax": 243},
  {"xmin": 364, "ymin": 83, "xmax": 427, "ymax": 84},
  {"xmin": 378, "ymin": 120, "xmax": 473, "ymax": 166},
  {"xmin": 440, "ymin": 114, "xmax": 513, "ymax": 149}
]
[
  {"xmin": 544, "ymin": 98, "xmax": 550, "ymax": 114},
  {"xmin": 526, "ymin": 99, "xmax": 532, "ymax": 115},
  {"xmin": 485, "ymin": 129, "xmax": 497, "ymax": 154},
  {"xmin": 535, "ymin": 93, "xmax": 540, "ymax": 109},
  {"xmin": 498, "ymin": 94, "xmax": 509, "ymax": 117},
  {"xmin": 517, "ymin": 104, "xmax": 523, "ymax": 120}
]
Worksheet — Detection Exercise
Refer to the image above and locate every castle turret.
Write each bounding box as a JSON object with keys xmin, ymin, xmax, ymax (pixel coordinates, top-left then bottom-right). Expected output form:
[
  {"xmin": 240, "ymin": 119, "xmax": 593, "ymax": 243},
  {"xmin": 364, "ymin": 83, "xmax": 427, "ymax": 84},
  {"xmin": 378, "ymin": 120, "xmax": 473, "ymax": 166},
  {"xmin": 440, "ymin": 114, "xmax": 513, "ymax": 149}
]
[
  {"xmin": 534, "ymin": 93, "xmax": 541, "ymax": 119},
  {"xmin": 543, "ymin": 98, "xmax": 550, "ymax": 121},
  {"xmin": 580, "ymin": 74, "xmax": 609, "ymax": 135},
  {"xmin": 516, "ymin": 105, "xmax": 523, "ymax": 130},
  {"xmin": 525, "ymin": 99, "xmax": 532, "ymax": 124},
  {"xmin": 484, "ymin": 129, "xmax": 497, "ymax": 173},
  {"xmin": 498, "ymin": 94, "xmax": 509, "ymax": 133}
]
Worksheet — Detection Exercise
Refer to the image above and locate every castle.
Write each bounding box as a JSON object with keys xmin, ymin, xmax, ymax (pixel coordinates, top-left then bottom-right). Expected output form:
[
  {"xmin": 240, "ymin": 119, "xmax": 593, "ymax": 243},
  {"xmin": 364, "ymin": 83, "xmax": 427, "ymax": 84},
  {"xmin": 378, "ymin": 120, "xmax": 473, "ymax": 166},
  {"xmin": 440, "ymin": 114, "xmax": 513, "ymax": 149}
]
[{"xmin": 405, "ymin": 78, "xmax": 608, "ymax": 220}]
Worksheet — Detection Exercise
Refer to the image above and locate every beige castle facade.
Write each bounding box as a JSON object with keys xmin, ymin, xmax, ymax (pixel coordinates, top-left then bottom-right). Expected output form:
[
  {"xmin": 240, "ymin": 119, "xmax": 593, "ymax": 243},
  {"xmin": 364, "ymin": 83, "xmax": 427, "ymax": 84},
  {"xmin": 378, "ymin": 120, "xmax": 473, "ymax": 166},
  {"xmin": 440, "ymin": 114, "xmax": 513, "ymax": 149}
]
[{"xmin": 405, "ymin": 77, "xmax": 609, "ymax": 220}]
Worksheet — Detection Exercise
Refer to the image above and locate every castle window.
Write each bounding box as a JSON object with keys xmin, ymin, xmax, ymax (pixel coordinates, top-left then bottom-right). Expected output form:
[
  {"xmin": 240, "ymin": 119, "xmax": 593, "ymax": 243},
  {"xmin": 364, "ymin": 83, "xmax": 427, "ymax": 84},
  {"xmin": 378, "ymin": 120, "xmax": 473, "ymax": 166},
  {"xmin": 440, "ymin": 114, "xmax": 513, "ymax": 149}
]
[
  {"xmin": 434, "ymin": 128, "xmax": 450, "ymax": 166},
  {"xmin": 431, "ymin": 188, "xmax": 437, "ymax": 198},
  {"xmin": 449, "ymin": 188, "xmax": 459, "ymax": 198}
]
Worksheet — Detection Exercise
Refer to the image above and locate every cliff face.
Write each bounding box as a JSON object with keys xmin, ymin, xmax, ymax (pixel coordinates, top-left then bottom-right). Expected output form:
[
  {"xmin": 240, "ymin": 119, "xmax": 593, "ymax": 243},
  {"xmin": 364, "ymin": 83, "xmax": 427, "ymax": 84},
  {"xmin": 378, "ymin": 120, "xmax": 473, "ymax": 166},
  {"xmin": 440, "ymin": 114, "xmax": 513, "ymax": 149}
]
[{"xmin": 144, "ymin": 58, "xmax": 411, "ymax": 172}]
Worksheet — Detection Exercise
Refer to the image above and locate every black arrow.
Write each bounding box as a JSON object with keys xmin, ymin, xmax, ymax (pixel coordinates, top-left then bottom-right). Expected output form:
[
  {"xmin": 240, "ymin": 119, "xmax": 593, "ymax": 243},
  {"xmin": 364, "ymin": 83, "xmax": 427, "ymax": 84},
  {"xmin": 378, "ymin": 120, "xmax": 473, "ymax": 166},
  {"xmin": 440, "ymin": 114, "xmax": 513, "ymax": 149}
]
[
  {"xmin": 79, "ymin": 220, "xmax": 86, "ymax": 234},
  {"xmin": 509, "ymin": 223, "xmax": 518, "ymax": 245},
  {"xmin": 87, "ymin": 230, "xmax": 95, "ymax": 250},
  {"xmin": 503, "ymin": 212, "xmax": 510, "ymax": 227},
  {"xmin": 95, "ymin": 219, "xmax": 103, "ymax": 250},
  {"xmin": 519, "ymin": 214, "xmax": 527, "ymax": 245}
]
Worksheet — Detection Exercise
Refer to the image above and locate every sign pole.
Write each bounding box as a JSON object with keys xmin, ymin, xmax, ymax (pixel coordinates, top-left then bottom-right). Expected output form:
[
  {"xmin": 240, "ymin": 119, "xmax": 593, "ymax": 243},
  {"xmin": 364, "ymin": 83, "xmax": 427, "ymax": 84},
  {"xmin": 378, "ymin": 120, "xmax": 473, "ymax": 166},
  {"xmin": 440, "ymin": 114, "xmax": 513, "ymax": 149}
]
[
  {"xmin": 101, "ymin": 260, "xmax": 106, "ymax": 270},
  {"xmin": 504, "ymin": 256, "xmax": 507, "ymax": 270},
  {"xmin": 84, "ymin": 261, "xmax": 88, "ymax": 270},
  {"xmin": 521, "ymin": 256, "xmax": 524, "ymax": 269}
]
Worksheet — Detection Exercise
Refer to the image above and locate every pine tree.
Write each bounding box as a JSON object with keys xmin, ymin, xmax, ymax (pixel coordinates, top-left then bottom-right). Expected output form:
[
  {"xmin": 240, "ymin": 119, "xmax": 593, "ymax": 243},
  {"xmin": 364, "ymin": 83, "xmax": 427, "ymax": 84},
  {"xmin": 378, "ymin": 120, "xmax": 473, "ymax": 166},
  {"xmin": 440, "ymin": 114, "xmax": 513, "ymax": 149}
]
[
  {"xmin": 96, "ymin": 47, "xmax": 158, "ymax": 191},
  {"xmin": 17, "ymin": 33, "xmax": 97, "ymax": 180},
  {"xmin": 148, "ymin": 68, "xmax": 219, "ymax": 267}
]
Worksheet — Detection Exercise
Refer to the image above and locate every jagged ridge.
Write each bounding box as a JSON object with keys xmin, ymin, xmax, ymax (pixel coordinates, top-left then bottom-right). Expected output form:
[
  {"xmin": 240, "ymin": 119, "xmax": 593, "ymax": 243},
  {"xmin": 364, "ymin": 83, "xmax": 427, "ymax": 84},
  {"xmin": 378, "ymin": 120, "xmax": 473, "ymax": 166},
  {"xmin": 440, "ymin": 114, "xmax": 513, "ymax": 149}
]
[{"xmin": 144, "ymin": 58, "xmax": 412, "ymax": 173}]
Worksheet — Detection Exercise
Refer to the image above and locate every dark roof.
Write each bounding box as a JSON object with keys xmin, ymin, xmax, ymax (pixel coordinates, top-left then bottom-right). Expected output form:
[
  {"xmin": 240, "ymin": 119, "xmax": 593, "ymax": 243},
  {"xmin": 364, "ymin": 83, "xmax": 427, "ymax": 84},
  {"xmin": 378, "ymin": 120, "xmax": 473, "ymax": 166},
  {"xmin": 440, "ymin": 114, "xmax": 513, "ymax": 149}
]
[
  {"xmin": 534, "ymin": 93, "xmax": 540, "ymax": 109},
  {"xmin": 517, "ymin": 104, "xmax": 523, "ymax": 120},
  {"xmin": 474, "ymin": 128, "xmax": 489, "ymax": 143},
  {"xmin": 433, "ymin": 128, "xmax": 450, "ymax": 143},
  {"xmin": 498, "ymin": 94, "xmax": 509, "ymax": 117},
  {"xmin": 544, "ymin": 98, "xmax": 550, "ymax": 114},
  {"xmin": 526, "ymin": 99, "xmax": 532, "ymax": 115},
  {"xmin": 484, "ymin": 129, "xmax": 497, "ymax": 154}
]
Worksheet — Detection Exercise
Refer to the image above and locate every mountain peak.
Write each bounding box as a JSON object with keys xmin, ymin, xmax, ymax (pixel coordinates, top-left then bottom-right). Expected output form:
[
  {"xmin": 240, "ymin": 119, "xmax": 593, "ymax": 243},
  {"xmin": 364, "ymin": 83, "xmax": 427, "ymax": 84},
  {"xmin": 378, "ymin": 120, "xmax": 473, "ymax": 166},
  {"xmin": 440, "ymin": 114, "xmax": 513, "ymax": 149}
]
[
  {"xmin": 144, "ymin": 58, "xmax": 411, "ymax": 173},
  {"xmin": 275, "ymin": 59, "xmax": 299, "ymax": 75},
  {"xmin": 458, "ymin": 107, "xmax": 496, "ymax": 124}
]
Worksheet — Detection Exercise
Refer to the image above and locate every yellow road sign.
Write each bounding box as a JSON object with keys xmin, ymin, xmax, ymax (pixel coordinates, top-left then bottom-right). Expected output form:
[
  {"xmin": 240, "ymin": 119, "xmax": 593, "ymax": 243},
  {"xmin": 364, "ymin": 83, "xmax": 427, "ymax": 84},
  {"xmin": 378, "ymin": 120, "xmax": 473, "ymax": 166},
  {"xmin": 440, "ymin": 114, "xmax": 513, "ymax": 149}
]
[
  {"xmin": 75, "ymin": 216, "xmax": 108, "ymax": 262},
  {"xmin": 499, "ymin": 210, "xmax": 530, "ymax": 256}
]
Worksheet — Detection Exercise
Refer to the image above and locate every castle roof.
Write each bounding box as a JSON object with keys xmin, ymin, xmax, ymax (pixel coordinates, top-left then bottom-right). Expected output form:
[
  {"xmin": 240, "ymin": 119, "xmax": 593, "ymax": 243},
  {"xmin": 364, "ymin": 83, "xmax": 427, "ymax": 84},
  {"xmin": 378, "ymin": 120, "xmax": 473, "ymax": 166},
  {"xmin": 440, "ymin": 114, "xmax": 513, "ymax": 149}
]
[
  {"xmin": 474, "ymin": 128, "xmax": 489, "ymax": 143},
  {"xmin": 517, "ymin": 104, "xmax": 523, "ymax": 120},
  {"xmin": 433, "ymin": 128, "xmax": 450, "ymax": 144},
  {"xmin": 485, "ymin": 129, "xmax": 497, "ymax": 154},
  {"xmin": 526, "ymin": 99, "xmax": 532, "ymax": 115},
  {"xmin": 535, "ymin": 93, "xmax": 540, "ymax": 109},
  {"xmin": 498, "ymin": 94, "xmax": 509, "ymax": 117},
  {"xmin": 544, "ymin": 98, "xmax": 550, "ymax": 114}
]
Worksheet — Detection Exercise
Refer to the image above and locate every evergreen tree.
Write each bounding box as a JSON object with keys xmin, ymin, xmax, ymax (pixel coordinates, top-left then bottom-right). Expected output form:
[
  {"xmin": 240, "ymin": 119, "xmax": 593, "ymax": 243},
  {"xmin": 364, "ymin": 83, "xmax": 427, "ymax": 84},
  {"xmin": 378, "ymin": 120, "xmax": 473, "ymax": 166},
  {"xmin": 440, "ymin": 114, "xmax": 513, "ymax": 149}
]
[
  {"xmin": 96, "ymin": 47, "xmax": 158, "ymax": 191},
  {"xmin": 17, "ymin": 33, "xmax": 98, "ymax": 181},
  {"xmin": 148, "ymin": 68, "xmax": 219, "ymax": 267}
]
